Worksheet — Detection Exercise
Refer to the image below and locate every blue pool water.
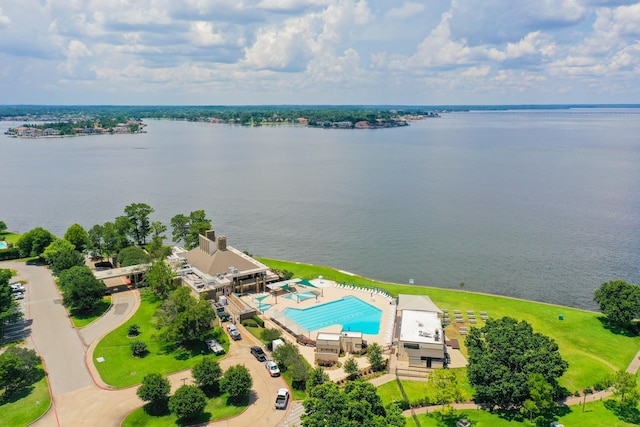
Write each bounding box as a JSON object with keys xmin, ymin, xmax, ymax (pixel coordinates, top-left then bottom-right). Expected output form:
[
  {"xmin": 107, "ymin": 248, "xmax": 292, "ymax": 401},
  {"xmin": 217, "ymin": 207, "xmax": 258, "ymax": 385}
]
[
  {"xmin": 283, "ymin": 296, "xmax": 381, "ymax": 334},
  {"xmin": 0, "ymin": 241, "xmax": 7, "ymax": 250}
]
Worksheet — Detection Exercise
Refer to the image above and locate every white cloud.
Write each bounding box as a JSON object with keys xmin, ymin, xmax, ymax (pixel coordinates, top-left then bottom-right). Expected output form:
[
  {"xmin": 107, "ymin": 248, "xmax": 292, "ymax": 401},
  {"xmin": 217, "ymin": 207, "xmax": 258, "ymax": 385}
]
[
  {"xmin": 0, "ymin": 8, "xmax": 11, "ymax": 28},
  {"xmin": 190, "ymin": 21, "xmax": 224, "ymax": 46},
  {"xmin": 386, "ymin": 2, "xmax": 425, "ymax": 19}
]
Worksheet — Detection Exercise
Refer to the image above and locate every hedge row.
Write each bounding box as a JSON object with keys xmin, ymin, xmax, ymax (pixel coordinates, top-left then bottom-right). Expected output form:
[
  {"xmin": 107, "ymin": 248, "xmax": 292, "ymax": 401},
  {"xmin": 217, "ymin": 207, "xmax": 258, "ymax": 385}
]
[{"xmin": 0, "ymin": 248, "xmax": 21, "ymax": 260}]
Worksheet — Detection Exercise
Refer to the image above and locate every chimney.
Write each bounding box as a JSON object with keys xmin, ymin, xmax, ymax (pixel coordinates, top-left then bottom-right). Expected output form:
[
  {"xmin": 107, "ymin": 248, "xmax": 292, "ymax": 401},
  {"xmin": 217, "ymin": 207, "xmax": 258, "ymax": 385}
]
[
  {"xmin": 217, "ymin": 236, "xmax": 227, "ymax": 250},
  {"xmin": 206, "ymin": 230, "xmax": 216, "ymax": 241}
]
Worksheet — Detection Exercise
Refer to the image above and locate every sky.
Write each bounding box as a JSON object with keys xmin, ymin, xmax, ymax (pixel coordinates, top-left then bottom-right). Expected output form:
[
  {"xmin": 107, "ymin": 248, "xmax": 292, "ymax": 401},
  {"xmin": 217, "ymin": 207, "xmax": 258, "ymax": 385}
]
[{"xmin": 1, "ymin": 0, "xmax": 639, "ymax": 105}]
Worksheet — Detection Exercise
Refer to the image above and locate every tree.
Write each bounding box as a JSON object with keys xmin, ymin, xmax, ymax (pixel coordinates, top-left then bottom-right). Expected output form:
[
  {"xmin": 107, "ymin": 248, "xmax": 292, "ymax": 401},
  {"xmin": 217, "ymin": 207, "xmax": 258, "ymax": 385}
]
[
  {"xmin": 171, "ymin": 210, "xmax": 212, "ymax": 249},
  {"xmin": 466, "ymin": 317, "xmax": 568, "ymax": 411},
  {"xmin": 302, "ymin": 379, "xmax": 402, "ymax": 427},
  {"xmin": 523, "ymin": 373, "xmax": 555, "ymax": 422},
  {"xmin": 306, "ymin": 366, "xmax": 330, "ymax": 391},
  {"xmin": 427, "ymin": 368, "xmax": 464, "ymax": 417},
  {"xmin": 64, "ymin": 223, "xmax": 89, "ymax": 253},
  {"xmin": 0, "ymin": 269, "xmax": 20, "ymax": 343},
  {"xmin": 594, "ymin": 280, "xmax": 640, "ymax": 328},
  {"xmin": 42, "ymin": 238, "xmax": 84, "ymax": 275},
  {"xmin": 137, "ymin": 373, "xmax": 170, "ymax": 412},
  {"xmin": 192, "ymin": 357, "xmax": 223, "ymax": 394},
  {"xmin": 272, "ymin": 341, "xmax": 301, "ymax": 369},
  {"xmin": 17, "ymin": 227, "xmax": 55, "ymax": 257},
  {"xmin": 130, "ymin": 340, "xmax": 148, "ymax": 358},
  {"xmin": 147, "ymin": 221, "xmax": 167, "ymax": 257},
  {"xmin": 366, "ymin": 342, "xmax": 385, "ymax": 371},
  {"xmin": 169, "ymin": 385, "xmax": 207, "ymax": 420},
  {"xmin": 59, "ymin": 266, "xmax": 107, "ymax": 313},
  {"xmin": 0, "ymin": 347, "xmax": 41, "ymax": 397},
  {"xmin": 116, "ymin": 246, "xmax": 151, "ymax": 267},
  {"xmin": 609, "ymin": 370, "xmax": 640, "ymax": 407},
  {"xmin": 144, "ymin": 260, "xmax": 177, "ymax": 299},
  {"xmin": 221, "ymin": 364, "xmax": 253, "ymax": 402},
  {"xmin": 344, "ymin": 356, "xmax": 359, "ymax": 380},
  {"xmin": 155, "ymin": 287, "xmax": 216, "ymax": 345},
  {"xmin": 124, "ymin": 203, "xmax": 155, "ymax": 246},
  {"xmin": 101, "ymin": 221, "xmax": 129, "ymax": 263},
  {"xmin": 87, "ymin": 224, "xmax": 103, "ymax": 254},
  {"xmin": 0, "ymin": 220, "xmax": 7, "ymax": 233}
]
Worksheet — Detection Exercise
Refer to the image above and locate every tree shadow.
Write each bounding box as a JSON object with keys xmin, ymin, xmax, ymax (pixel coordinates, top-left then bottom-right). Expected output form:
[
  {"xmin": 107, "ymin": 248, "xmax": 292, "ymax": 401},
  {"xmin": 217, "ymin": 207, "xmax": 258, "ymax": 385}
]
[
  {"xmin": 175, "ymin": 411, "xmax": 212, "ymax": 426},
  {"xmin": 142, "ymin": 401, "xmax": 170, "ymax": 417},
  {"xmin": 226, "ymin": 393, "xmax": 251, "ymax": 407},
  {"xmin": 0, "ymin": 385, "xmax": 35, "ymax": 405},
  {"xmin": 604, "ymin": 399, "xmax": 640, "ymax": 424},
  {"xmin": 596, "ymin": 316, "xmax": 639, "ymax": 337}
]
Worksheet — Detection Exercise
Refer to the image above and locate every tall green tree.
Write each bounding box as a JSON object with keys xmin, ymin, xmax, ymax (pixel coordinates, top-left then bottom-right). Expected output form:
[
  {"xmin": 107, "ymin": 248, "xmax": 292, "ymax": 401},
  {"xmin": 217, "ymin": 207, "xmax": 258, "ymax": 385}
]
[
  {"xmin": 17, "ymin": 227, "xmax": 55, "ymax": 257},
  {"xmin": 609, "ymin": 370, "xmax": 640, "ymax": 407},
  {"xmin": 192, "ymin": 358, "xmax": 223, "ymax": 394},
  {"xmin": 64, "ymin": 223, "xmax": 89, "ymax": 253},
  {"xmin": 306, "ymin": 367, "xmax": 329, "ymax": 391},
  {"xmin": 594, "ymin": 280, "xmax": 640, "ymax": 328},
  {"xmin": 428, "ymin": 368, "xmax": 464, "ymax": 417},
  {"xmin": 466, "ymin": 317, "xmax": 568, "ymax": 411},
  {"xmin": 144, "ymin": 260, "xmax": 177, "ymax": 298},
  {"xmin": 344, "ymin": 357, "xmax": 359, "ymax": 380},
  {"xmin": 0, "ymin": 220, "xmax": 7, "ymax": 233},
  {"xmin": 87, "ymin": 224, "xmax": 103, "ymax": 254},
  {"xmin": 523, "ymin": 373, "xmax": 555, "ymax": 423},
  {"xmin": 147, "ymin": 221, "xmax": 167, "ymax": 257},
  {"xmin": 0, "ymin": 347, "xmax": 41, "ymax": 397},
  {"xmin": 155, "ymin": 287, "xmax": 216, "ymax": 345},
  {"xmin": 0, "ymin": 269, "xmax": 20, "ymax": 343},
  {"xmin": 366, "ymin": 342, "xmax": 385, "ymax": 371},
  {"xmin": 116, "ymin": 246, "xmax": 151, "ymax": 267},
  {"xmin": 42, "ymin": 239, "xmax": 85, "ymax": 275},
  {"xmin": 221, "ymin": 364, "xmax": 253, "ymax": 402},
  {"xmin": 59, "ymin": 266, "xmax": 107, "ymax": 313},
  {"xmin": 169, "ymin": 385, "xmax": 207, "ymax": 420},
  {"xmin": 124, "ymin": 203, "xmax": 154, "ymax": 245},
  {"xmin": 171, "ymin": 210, "xmax": 212, "ymax": 249},
  {"xmin": 137, "ymin": 373, "xmax": 170, "ymax": 412}
]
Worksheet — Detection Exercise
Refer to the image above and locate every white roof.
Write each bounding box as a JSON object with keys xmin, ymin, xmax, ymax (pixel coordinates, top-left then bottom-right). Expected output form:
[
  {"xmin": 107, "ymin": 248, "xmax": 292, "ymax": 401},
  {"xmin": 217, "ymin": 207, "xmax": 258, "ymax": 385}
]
[
  {"xmin": 316, "ymin": 332, "xmax": 341, "ymax": 341},
  {"xmin": 399, "ymin": 309, "xmax": 443, "ymax": 344}
]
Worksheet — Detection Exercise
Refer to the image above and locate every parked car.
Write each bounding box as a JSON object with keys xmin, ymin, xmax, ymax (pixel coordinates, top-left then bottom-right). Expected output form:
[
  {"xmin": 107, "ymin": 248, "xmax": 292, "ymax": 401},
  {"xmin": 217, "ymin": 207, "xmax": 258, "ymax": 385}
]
[
  {"xmin": 250, "ymin": 346, "xmax": 267, "ymax": 362},
  {"xmin": 265, "ymin": 360, "xmax": 280, "ymax": 377},
  {"xmin": 10, "ymin": 282, "xmax": 24, "ymax": 292},
  {"xmin": 205, "ymin": 338, "xmax": 225, "ymax": 355},
  {"xmin": 12, "ymin": 291, "xmax": 24, "ymax": 300},
  {"xmin": 226, "ymin": 324, "xmax": 241, "ymax": 340},
  {"xmin": 274, "ymin": 388, "xmax": 289, "ymax": 410}
]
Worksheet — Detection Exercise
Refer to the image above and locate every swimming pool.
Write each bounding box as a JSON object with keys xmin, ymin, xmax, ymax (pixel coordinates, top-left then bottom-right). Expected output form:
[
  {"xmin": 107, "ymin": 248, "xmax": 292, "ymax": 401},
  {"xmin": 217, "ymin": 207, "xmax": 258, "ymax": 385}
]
[
  {"xmin": 257, "ymin": 303, "xmax": 271, "ymax": 312},
  {"xmin": 283, "ymin": 296, "xmax": 381, "ymax": 334},
  {"xmin": 0, "ymin": 241, "xmax": 7, "ymax": 250}
]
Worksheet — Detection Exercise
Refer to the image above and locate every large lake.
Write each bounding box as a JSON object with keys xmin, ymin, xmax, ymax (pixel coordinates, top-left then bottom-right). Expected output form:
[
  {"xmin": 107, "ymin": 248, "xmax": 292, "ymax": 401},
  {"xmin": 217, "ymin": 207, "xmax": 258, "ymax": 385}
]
[{"xmin": 2, "ymin": 109, "xmax": 639, "ymax": 310}]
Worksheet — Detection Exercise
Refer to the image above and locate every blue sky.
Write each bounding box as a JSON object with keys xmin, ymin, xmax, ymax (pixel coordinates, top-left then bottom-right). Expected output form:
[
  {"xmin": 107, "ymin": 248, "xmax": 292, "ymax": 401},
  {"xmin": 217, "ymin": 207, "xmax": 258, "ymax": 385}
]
[{"xmin": 1, "ymin": 0, "xmax": 639, "ymax": 105}]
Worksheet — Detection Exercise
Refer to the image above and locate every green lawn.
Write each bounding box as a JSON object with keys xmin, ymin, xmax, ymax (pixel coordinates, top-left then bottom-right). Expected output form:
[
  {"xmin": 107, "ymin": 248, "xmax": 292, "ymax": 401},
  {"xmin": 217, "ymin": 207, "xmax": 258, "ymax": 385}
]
[
  {"xmin": 0, "ymin": 231, "xmax": 21, "ymax": 245},
  {"xmin": 0, "ymin": 370, "xmax": 51, "ymax": 427},
  {"xmin": 258, "ymin": 258, "xmax": 640, "ymax": 393},
  {"xmin": 378, "ymin": 370, "xmax": 473, "ymax": 407},
  {"xmin": 93, "ymin": 290, "xmax": 229, "ymax": 388},
  {"xmin": 71, "ymin": 296, "xmax": 112, "ymax": 328},
  {"xmin": 122, "ymin": 392, "xmax": 247, "ymax": 427},
  {"xmin": 417, "ymin": 400, "xmax": 639, "ymax": 427}
]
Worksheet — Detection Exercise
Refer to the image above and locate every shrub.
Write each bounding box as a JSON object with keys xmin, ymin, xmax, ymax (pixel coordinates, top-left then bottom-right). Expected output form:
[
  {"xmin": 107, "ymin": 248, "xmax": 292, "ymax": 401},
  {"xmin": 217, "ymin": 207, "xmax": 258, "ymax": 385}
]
[
  {"xmin": 130, "ymin": 340, "xmax": 148, "ymax": 357},
  {"xmin": 252, "ymin": 315, "xmax": 264, "ymax": 327},
  {"xmin": 169, "ymin": 385, "xmax": 207, "ymax": 420},
  {"xmin": 316, "ymin": 359, "xmax": 336, "ymax": 367},
  {"xmin": 128, "ymin": 324, "xmax": 140, "ymax": 337},
  {"xmin": 241, "ymin": 319, "xmax": 258, "ymax": 328}
]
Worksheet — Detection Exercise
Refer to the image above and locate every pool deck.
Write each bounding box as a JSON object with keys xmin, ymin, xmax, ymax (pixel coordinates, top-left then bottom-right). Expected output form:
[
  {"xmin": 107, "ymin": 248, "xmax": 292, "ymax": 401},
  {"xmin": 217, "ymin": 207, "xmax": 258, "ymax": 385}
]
[{"xmin": 243, "ymin": 279, "xmax": 398, "ymax": 380}]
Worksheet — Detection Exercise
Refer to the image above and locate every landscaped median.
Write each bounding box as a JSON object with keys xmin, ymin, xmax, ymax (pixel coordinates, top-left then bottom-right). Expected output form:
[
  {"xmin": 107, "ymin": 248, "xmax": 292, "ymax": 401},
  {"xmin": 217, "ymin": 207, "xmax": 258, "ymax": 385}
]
[
  {"xmin": 93, "ymin": 290, "xmax": 229, "ymax": 388},
  {"xmin": 258, "ymin": 258, "xmax": 640, "ymax": 393}
]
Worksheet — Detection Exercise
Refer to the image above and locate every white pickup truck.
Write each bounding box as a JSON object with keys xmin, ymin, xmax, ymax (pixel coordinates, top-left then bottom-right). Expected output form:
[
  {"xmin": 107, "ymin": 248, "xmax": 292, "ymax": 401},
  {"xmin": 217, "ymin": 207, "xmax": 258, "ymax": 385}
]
[{"xmin": 274, "ymin": 388, "xmax": 289, "ymax": 410}]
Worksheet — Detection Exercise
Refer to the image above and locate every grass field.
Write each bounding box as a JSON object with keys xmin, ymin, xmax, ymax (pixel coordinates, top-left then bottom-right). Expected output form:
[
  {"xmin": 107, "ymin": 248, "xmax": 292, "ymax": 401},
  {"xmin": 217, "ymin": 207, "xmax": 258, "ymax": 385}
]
[
  {"xmin": 122, "ymin": 392, "xmax": 247, "ymax": 427},
  {"xmin": 71, "ymin": 296, "xmax": 112, "ymax": 328},
  {"xmin": 377, "ymin": 370, "xmax": 474, "ymax": 407},
  {"xmin": 0, "ymin": 231, "xmax": 21, "ymax": 245},
  {"xmin": 258, "ymin": 258, "xmax": 640, "ymax": 392},
  {"xmin": 0, "ymin": 369, "xmax": 51, "ymax": 427},
  {"xmin": 416, "ymin": 399, "xmax": 638, "ymax": 427},
  {"xmin": 93, "ymin": 290, "xmax": 228, "ymax": 388}
]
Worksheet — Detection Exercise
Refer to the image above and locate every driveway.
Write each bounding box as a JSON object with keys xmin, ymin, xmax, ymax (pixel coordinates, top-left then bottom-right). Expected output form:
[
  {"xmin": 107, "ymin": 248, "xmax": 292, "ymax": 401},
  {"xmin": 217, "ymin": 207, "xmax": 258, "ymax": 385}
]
[{"xmin": 3, "ymin": 261, "xmax": 288, "ymax": 426}]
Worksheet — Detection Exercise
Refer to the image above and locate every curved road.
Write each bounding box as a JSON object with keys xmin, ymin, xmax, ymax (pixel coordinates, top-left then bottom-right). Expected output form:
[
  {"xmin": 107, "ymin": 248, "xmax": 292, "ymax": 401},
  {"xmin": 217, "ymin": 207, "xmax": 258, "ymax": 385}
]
[{"xmin": 3, "ymin": 261, "xmax": 288, "ymax": 427}]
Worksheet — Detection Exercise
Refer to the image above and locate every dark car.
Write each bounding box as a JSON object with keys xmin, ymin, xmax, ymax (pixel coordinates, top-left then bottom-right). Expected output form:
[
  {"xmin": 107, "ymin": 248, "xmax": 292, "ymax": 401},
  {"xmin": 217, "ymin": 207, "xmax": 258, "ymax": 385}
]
[{"xmin": 250, "ymin": 346, "xmax": 267, "ymax": 362}]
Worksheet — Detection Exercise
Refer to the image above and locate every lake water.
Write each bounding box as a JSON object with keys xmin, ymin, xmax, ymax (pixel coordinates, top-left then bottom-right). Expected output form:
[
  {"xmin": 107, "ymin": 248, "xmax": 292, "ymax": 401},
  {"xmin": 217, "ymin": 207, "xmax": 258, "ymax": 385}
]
[{"xmin": 2, "ymin": 109, "xmax": 639, "ymax": 310}]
